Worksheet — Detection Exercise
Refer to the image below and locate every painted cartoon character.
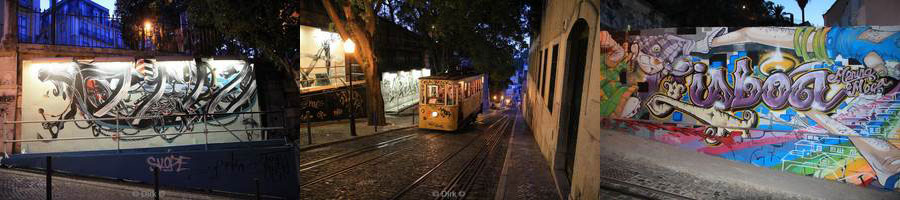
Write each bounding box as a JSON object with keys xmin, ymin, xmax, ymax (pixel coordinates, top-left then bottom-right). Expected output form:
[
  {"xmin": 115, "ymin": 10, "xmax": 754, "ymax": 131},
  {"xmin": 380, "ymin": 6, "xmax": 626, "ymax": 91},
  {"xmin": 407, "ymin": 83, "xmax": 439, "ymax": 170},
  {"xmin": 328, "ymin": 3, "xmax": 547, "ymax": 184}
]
[
  {"xmin": 633, "ymin": 34, "xmax": 695, "ymax": 76},
  {"xmin": 595, "ymin": 31, "xmax": 638, "ymax": 117}
]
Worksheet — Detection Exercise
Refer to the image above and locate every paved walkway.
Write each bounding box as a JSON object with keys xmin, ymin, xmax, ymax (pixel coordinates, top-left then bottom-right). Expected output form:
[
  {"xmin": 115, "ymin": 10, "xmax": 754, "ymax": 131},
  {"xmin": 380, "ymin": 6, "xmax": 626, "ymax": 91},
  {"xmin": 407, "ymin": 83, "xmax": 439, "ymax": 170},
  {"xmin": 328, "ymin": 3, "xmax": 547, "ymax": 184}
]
[
  {"xmin": 584, "ymin": 126, "xmax": 900, "ymax": 199},
  {"xmin": 295, "ymin": 105, "xmax": 418, "ymax": 148},
  {"xmin": 0, "ymin": 168, "xmax": 241, "ymax": 200},
  {"xmin": 495, "ymin": 109, "xmax": 562, "ymax": 200}
]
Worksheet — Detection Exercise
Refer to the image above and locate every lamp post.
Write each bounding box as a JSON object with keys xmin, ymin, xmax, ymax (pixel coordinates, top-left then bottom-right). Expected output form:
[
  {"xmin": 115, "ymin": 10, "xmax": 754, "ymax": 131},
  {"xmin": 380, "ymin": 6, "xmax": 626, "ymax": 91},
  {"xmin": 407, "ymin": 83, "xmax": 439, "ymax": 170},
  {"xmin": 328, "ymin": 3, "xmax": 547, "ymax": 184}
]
[
  {"xmin": 142, "ymin": 21, "xmax": 153, "ymax": 50},
  {"xmin": 344, "ymin": 38, "xmax": 357, "ymax": 136}
]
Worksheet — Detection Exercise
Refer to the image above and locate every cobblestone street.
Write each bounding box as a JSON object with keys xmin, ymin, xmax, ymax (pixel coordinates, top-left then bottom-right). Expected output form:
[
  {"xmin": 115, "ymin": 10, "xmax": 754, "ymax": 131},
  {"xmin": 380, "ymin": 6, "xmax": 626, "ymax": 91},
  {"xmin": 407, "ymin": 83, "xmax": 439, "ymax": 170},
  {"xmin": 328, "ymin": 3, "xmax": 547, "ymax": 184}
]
[{"xmin": 298, "ymin": 108, "xmax": 579, "ymax": 199}]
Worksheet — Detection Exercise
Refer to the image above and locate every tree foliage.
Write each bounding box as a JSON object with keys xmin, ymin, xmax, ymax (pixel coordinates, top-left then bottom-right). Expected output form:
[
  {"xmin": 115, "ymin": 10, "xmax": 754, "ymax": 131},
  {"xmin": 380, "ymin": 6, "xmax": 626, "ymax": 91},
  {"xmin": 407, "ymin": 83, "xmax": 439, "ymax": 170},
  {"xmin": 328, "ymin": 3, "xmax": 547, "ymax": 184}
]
[
  {"xmin": 320, "ymin": 0, "xmax": 388, "ymax": 125},
  {"xmin": 645, "ymin": 0, "xmax": 797, "ymax": 27},
  {"xmin": 187, "ymin": 0, "xmax": 299, "ymax": 70},
  {"xmin": 115, "ymin": 0, "xmax": 187, "ymax": 50},
  {"xmin": 116, "ymin": 0, "xmax": 300, "ymax": 71},
  {"xmin": 383, "ymin": 0, "xmax": 532, "ymax": 93}
]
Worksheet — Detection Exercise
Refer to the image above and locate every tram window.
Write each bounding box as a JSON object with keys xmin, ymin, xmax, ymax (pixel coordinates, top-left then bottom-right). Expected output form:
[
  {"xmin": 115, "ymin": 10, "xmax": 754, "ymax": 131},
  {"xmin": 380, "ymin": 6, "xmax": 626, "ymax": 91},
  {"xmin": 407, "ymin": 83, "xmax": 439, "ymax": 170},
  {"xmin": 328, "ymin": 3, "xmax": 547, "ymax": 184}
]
[
  {"xmin": 460, "ymin": 82, "xmax": 468, "ymax": 99},
  {"xmin": 448, "ymin": 87, "xmax": 456, "ymax": 105},
  {"xmin": 427, "ymin": 85, "xmax": 443, "ymax": 105},
  {"xmin": 469, "ymin": 82, "xmax": 474, "ymax": 97}
]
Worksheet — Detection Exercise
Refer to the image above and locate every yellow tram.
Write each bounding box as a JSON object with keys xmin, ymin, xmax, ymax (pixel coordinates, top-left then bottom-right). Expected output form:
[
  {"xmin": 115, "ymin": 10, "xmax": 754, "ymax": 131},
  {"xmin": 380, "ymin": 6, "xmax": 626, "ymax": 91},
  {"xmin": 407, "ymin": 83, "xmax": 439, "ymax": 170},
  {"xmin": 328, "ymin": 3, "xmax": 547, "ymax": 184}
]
[{"xmin": 418, "ymin": 73, "xmax": 485, "ymax": 131}]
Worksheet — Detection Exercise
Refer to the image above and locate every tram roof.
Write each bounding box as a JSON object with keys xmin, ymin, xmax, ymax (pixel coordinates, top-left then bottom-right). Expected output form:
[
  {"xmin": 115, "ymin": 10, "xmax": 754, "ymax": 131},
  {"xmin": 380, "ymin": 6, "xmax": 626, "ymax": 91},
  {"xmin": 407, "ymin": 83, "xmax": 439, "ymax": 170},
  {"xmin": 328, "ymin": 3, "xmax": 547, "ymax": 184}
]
[{"xmin": 419, "ymin": 72, "xmax": 483, "ymax": 81}]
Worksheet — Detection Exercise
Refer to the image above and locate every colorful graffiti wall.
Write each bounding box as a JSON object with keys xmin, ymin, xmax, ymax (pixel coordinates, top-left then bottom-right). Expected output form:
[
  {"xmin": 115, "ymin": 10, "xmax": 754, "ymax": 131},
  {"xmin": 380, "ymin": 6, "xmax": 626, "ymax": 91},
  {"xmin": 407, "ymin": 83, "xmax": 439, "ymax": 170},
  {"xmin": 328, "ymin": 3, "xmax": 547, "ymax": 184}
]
[
  {"xmin": 382, "ymin": 68, "xmax": 430, "ymax": 113},
  {"xmin": 21, "ymin": 58, "xmax": 260, "ymax": 153},
  {"xmin": 594, "ymin": 26, "xmax": 900, "ymax": 190}
]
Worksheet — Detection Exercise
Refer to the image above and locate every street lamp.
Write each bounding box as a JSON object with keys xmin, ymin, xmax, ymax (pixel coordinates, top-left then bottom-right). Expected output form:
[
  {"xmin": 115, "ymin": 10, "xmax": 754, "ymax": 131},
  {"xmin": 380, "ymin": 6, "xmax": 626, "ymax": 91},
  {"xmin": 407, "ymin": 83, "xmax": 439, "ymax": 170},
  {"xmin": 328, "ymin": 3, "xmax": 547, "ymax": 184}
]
[
  {"xmin": 144, "ymin": 21, "xmax": 153, "ymax": 31},
  {"xmin": 343, "ymin": 38, "xmax": 356, "ymax": 53},
  {"xmin": 344, "ymin": 38, "xmax": 357, "ymax": 136},
  {"xmin": 142, "ymin": 20, "xmax": 153, "ymax": 50}
]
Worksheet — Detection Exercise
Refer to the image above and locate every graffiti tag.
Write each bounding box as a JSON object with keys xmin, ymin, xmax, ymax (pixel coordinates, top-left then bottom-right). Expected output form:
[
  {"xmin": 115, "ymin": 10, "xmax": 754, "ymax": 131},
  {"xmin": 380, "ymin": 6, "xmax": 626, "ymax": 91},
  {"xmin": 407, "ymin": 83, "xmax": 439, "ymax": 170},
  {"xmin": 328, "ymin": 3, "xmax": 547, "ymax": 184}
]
[{"xmin": 146, "ymin": 155, "xmax": 191, "ymax": 172}]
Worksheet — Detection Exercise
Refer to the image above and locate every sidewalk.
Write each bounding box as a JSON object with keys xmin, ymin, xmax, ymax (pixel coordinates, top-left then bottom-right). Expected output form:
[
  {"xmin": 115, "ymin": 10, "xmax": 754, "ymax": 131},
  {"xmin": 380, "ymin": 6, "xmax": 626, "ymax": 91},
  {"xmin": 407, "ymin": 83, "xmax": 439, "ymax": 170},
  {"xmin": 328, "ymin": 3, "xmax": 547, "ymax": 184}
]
[
  {"xmin": 495, "ymin": 110, "xmax": 563, "ymax": 200},
  {"xmin": 0, "ymin": 168, "xmax": 241, "ymax": 200},
  {"xmin": 295, "ymin": 105, "xmax": 419, "ymax": 148}
]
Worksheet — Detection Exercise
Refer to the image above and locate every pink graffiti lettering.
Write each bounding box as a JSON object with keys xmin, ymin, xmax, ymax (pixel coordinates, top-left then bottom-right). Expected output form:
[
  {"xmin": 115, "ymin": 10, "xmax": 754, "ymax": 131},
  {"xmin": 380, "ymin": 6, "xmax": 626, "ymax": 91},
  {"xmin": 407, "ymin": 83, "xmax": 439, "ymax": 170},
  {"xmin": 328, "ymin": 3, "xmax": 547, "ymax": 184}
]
[{"xmin": 146, "ymin": 155, "xmax": 191, "ymax": 172}]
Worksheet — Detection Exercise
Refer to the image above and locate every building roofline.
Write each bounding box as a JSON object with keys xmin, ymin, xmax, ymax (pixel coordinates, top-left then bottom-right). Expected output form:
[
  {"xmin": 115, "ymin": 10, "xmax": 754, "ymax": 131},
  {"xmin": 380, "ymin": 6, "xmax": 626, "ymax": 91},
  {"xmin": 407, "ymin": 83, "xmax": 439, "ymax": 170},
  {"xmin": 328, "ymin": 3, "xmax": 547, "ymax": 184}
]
[
  {"xmin": 824, "ymin": 0, "xmax": 847, "ymax": 16},
  {"xmin": 53, "ymin": 0, "xmax": 111, "ymax": 13}
]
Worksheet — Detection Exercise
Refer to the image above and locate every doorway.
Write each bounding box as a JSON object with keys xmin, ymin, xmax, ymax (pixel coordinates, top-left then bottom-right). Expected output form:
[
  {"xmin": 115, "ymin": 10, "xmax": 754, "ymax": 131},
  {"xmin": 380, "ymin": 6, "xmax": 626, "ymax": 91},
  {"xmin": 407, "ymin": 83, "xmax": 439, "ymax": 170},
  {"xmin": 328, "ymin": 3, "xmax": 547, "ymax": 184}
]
[{"xmin": 558, "ymin": 19, "xmax": 589, "ymax": 181}]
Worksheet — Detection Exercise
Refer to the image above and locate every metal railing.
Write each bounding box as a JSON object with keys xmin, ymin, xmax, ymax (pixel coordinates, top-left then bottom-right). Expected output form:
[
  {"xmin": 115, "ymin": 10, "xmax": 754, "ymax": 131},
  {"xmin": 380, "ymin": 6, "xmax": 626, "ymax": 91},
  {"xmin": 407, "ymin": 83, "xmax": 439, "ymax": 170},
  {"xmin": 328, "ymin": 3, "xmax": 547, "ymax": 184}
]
[
  {"xmin": 2, "ymin": 111, "xmax": 285, "ymax": 156},
  {"xmin": 15, "ymin": 8, "xmax": 224, "ymax": 54},
  {"xmin": 294, "ymin": 83, "xmax": 421, "ymax": 147}
]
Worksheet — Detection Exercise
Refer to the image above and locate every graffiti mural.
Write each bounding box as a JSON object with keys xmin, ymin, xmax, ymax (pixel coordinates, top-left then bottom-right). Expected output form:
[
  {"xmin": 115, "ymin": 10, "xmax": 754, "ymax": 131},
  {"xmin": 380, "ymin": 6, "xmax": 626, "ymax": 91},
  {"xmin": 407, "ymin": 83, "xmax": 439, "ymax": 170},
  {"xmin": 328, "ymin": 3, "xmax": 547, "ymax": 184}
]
[
  {"xmin": 594, "ymin": 26, "xmax": 900, "ymax": 190},
  {"xmin": 21, "ymin": 58, "xmax": 260, "ymax": 153},
  {"xmin": 296, "ymin": 86, "xmax": 367, "ymax": 123},
  {"xmin": 382, "ymin": 68, "xmax": 430, "ymax": 113}
]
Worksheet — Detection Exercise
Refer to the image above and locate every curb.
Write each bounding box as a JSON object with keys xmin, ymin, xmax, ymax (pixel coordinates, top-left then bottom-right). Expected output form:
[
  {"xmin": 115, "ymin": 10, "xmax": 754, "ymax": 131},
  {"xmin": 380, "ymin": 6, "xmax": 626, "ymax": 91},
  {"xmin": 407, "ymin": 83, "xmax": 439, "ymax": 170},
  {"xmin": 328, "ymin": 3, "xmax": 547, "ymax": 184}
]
[
  {"xmin": 494, "ymin": 111, "xmax": 518, "ymax": 200},
  {"xmin": 297, "ymin": 125, "xmax": 417, "ymax": 152}
]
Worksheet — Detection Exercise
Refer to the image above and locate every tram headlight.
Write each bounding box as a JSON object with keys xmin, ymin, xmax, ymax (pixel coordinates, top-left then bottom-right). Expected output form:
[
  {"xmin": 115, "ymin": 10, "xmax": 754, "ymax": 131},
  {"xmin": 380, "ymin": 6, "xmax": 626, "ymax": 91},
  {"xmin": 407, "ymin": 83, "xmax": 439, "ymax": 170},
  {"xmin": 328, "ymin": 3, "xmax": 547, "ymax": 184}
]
[{"xmin": 431, "ymin": 111, "xmax": 438, "ymax": 117}]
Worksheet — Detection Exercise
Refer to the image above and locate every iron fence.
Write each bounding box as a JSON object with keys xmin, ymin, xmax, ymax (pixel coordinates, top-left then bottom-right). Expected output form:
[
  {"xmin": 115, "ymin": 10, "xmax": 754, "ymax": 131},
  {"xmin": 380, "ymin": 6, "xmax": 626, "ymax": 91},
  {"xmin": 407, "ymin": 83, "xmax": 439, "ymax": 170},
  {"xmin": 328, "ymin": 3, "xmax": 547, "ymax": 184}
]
[
  {"xmin": 16, "ymin": 8, "xmax": 223, "ymax": 54},
  {"xmin": 2, "ymin": 111, "xmax": 285, "ymax": 155}
]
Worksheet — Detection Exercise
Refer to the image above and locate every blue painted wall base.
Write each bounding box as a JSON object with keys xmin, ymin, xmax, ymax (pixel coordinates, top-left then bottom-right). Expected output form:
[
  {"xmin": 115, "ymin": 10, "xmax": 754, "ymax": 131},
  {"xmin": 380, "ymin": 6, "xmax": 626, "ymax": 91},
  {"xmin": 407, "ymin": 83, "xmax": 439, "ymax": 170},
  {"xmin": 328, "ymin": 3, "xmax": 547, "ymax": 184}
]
[{"xmin": 1, "ymin": 140, "xmax": 299, "ymax": 199}]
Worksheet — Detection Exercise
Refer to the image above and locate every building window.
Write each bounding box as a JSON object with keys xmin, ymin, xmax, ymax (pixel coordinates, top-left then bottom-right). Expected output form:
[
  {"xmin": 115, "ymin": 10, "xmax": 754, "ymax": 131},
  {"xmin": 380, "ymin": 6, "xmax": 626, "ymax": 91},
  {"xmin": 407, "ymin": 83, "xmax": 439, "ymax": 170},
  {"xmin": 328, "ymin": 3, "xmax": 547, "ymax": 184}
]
[
  {"xmin": 547, "ymin": 44, "xmax": 559, "ymax": 112},
  {"xmin": 19, "ymin": 14, "xmax": 31, "ymax": 39},
  {"xmin": 540, "ymin": 48, "xmax": 548, "ymax": 99}
]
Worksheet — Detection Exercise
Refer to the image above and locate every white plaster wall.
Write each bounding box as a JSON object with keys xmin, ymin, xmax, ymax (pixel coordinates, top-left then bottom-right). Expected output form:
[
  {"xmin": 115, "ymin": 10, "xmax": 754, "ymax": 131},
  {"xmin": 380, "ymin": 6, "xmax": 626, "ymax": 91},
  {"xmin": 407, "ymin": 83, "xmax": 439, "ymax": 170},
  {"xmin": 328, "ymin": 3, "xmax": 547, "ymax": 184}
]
[
  {"xmin": 298, "ymin": 25, "xmax": 348, "ymax": 89},
  {"xmin": 382, "ymin": 68, "xmax": 430, "ymax": 113},
  {"xmin": 20, "ymin": 58, "xmax": 261, "ymax": 153}
]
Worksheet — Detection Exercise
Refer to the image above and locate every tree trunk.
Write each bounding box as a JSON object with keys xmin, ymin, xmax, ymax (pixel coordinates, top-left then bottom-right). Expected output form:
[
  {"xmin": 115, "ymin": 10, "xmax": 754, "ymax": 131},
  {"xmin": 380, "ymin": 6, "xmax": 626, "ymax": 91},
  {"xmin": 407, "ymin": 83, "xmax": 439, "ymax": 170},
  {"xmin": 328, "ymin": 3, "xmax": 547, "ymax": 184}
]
[
  {"xmin": 801, "ymin": 10, "xmax": 805, "ymax": 24},
  {"xmin": 363, "ymin": 59, "xmax": 386, "ymax": 125},
  {"xmin": 321, "ymin": 0, "xmax": 387, "ymax": 125}
]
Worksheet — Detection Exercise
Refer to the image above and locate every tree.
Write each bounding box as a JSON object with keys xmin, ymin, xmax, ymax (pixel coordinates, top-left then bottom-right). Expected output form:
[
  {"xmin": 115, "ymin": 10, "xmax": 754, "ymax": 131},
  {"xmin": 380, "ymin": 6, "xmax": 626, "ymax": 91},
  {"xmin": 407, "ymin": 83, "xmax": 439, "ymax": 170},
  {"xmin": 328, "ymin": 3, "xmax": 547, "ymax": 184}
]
[
  {"xmin": 320, "ymin": 0, "xmax": 387, "ymax": 126},
  {"xmin": 115, "ymin": 0, "xmax": 188, "ymax": 51},
  {"xmin": 773, "ymin": 4, "xmax": 786, "ymax": 21},
  {"xmin": 796, "ymin": 0, "xmax": 809, "ymax": 24},
  {"xmin": 385, "ymin": 0, "xmax": 531, "ymax": 93},
  {"xmin": 116, "ymin": 0, "xmax": 300, "ymax": 69},
  {"xmin": 184, "ymin": 0, "xmax": 299, "ymax": 69},
  {"xmin": 645, "ymin": 0, "xmax": 796, "ymax": 27}
]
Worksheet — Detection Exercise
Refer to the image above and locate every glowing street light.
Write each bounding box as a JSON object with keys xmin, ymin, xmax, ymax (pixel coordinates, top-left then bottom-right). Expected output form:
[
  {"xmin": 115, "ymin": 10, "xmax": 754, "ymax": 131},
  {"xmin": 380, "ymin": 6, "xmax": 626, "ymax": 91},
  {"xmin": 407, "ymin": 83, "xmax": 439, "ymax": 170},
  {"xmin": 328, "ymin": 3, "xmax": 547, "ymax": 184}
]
[
  {"xmin": 343, "ymin": 38, "xmax": 356, "ymax": 54},
  {"xmin": 143, "ymin": 21, "xmax": 153, "ymax": 31},
  {"xmin": 141, "ymin": 20, "xmax": 154, "ymax": 50},
  {"xmin": 344, "ymin": 38, "xmax": 357, "ymax": 136}
]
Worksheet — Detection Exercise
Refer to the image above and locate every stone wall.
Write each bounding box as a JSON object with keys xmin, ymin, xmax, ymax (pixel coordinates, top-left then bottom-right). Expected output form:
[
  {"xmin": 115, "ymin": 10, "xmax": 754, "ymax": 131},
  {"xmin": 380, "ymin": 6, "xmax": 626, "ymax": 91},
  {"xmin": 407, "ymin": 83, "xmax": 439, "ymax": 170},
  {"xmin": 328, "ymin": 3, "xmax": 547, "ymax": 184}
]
[{"xmin": 0, "ymin": 51, "xmax": 14, "ymax": 154}]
